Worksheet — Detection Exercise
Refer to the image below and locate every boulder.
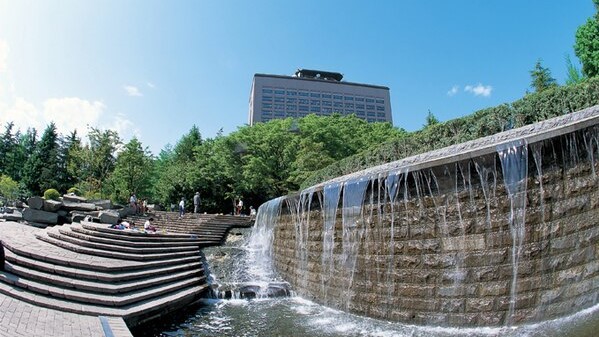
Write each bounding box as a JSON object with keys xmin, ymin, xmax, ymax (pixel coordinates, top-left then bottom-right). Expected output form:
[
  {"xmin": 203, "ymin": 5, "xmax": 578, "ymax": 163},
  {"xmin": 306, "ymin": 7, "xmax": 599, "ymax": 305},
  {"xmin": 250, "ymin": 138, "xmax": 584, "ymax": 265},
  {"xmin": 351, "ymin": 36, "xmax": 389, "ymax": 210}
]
[
  {"xmin": 61, "ymin": 200, "xmax": 97, "ymax": 212},
  {"xmin": 90, "ymin": 199, "xmax": 112, "ymax": 210},
  {"xmin": 118, "ymin": 206, "xmax": 135, "ymax": 218},
  {"xmin": 62, "ymin": 194, "xmax": 87, "ymax": 203},
  {"xmin": 99, "ymin": 210, "xmax": 120, "ymax": 225},
  {"xmin": 23, "ymin": 208, "xmax": 58, "ymax": 224},
  {"xmin": 43, "ymin": 199, "xmax": 63, "ymax": 212},
  {"xmin": 27, "ymin": 196, "xmax": 44, "ymax": 210},
  {"xmin": 0, "ymin": 210, "xmax": 23, "ymax": 221},
  {"xmin": 71, "ymin": 213, "xmax": 87, "ymax": 223},
  {"xmin": 26, "ymin": 221, "xmax": 49, "ymax": 229}
]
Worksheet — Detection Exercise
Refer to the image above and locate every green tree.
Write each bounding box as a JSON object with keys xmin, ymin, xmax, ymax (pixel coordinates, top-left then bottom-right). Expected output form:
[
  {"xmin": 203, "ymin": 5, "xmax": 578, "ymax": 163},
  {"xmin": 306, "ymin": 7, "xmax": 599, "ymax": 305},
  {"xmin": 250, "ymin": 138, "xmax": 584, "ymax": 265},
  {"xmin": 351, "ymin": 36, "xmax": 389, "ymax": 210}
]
[
  {"xmin": 108, "ymin": 137, "xmax": 154, "ymax": 203},
  {"xmin": 0, "ymin": 174, "xmax": 19, "ymax": 204},
  {"xmin": 22, "ymin": 123, "xmax": 60, "ymax": 195},
  {"xmin": 530, "ymin": 59, "xmax": 557, "ymax": 92},
  {"xmin": 574, "ymin": 1, "xmax": 599, "ymax": 77},
  {"xmin": 57, "ymin": 130, "xmax": 82, "ymax": 192},
  {"xmin": 424, "ymin": 110, "xmax": 440, "ymax": 127},
  {"xmin": 80, "ymin": 128, "xmax": 121, "ymax": 197},
  {"xmin": 565, "ymin": 54, "xmax": 584, "ymax": 85}
]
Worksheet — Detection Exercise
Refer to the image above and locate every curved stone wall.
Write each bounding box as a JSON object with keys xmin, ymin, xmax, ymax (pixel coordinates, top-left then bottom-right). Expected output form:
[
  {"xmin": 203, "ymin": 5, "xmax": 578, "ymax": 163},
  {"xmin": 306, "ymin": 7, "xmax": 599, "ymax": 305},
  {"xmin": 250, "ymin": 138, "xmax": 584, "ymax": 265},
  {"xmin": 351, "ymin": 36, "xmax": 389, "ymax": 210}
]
[{"xmin": 264, "ymin": 105, "xmax": 599, "ymax": 327}]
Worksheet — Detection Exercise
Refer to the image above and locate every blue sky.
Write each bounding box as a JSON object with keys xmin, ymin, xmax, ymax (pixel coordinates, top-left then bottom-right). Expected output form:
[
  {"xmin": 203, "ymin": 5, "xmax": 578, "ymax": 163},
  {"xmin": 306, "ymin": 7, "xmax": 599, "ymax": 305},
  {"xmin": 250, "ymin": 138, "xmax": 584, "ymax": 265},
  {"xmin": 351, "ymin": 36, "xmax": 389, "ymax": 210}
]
[{"xmin": 0, "ymin": 1, "xmax": 595, "ymax": 155}]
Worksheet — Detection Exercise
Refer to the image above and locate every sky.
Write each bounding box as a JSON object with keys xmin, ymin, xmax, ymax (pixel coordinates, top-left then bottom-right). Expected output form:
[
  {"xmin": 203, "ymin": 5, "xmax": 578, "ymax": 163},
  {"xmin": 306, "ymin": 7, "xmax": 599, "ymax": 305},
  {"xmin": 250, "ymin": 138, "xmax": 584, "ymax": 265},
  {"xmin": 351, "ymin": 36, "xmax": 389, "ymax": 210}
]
[{"xmin": 0, "ymin": 0, "xmax": 595, "ymax": 155}]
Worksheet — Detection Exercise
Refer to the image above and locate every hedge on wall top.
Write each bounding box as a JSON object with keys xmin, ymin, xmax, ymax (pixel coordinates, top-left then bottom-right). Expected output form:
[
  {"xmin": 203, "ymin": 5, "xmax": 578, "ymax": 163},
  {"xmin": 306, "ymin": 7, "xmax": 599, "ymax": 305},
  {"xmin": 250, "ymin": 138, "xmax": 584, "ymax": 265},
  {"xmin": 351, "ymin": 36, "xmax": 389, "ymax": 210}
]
[{"xmin": 301, "ymin": 77, "xmax": 599, "ymax": 189}]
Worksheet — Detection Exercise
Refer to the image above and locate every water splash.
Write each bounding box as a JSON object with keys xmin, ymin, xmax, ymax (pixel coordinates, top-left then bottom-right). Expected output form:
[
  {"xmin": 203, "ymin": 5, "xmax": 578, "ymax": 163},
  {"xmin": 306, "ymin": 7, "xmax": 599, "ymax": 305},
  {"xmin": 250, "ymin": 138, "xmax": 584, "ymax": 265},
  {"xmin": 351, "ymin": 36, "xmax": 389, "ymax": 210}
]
[
  {"xmin": 247, "ymin": 197, "xmax": 285, "ymax": 283},
  {"xmin": 497, "ymin": 139, "xmax": 529, "ymax": 325},
  {"xmin": 322, "ymin": 182, "xmax": 342, "ymax": 303}
]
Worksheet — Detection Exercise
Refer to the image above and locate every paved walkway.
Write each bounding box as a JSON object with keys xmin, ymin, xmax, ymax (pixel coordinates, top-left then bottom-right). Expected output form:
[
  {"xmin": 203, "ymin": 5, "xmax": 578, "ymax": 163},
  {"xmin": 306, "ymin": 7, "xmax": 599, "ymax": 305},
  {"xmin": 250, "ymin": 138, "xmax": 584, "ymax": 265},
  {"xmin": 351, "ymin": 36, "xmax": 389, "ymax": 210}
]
[{"xmin": 0, "ymin": 293, "xmax": 132, "ymax": 337}]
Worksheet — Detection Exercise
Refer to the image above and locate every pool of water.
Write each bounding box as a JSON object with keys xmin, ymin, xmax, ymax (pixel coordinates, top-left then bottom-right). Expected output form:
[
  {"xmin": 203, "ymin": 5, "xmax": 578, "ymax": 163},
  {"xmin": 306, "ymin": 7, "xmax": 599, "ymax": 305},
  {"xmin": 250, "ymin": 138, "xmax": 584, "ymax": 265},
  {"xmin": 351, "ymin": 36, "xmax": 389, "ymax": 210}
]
[{"xmin": 137, "ymin": 228, "xmax": 599, "ymax": 337}]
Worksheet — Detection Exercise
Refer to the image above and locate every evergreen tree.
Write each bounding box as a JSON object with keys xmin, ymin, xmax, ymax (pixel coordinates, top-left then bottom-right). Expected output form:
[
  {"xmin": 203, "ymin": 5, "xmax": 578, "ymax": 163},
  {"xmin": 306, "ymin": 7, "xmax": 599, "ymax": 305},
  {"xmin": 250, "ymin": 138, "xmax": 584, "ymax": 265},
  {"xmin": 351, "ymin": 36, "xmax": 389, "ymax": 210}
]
[
  {"xmin": 108, "ymin": 137, "xmax": 153, "ymax": 203},
  {"xmin": 530, "ymin": 59, "xmax": 557, "ymax": 92},
  {"xmin": 22, "ymin": 123, "xmax": 60, "ymax": 195},
  {"xmin": 57, "ymin": 130, "xmax": 82, "ymax": 192}
]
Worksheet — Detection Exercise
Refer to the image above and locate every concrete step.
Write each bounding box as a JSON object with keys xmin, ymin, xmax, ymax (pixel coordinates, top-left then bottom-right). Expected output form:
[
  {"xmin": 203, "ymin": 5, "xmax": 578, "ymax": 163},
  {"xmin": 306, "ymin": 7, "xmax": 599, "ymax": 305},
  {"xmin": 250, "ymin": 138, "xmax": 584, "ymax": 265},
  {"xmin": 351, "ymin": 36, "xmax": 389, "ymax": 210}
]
[
  {"xmin": 0, "ymin": 269, "xmax": 206, "ymax": 307},
  {"xmin": 56, "ymin": 226, "xmax": 201, "ymax": 254},
  {"xmin": 80, "ymin": 223, "xmax": 210, "ymax": 242},
  {"xmin": 4, "ymin": 247, "xmax": 203, "ymax": 282},
  {"xmin": 5, "ymin": 260, "xmax": 203, "ymax": 294},
  {"xmin": 0, "ymin": 277, "xmax": 207, "ymax": 326},
  {"xmin": 70, "ymin": 224, "xmax": 209, "ymax": 247},
  {"xmin": 36, "ymin": 230, "xmax": 201, "ymax": 261}
]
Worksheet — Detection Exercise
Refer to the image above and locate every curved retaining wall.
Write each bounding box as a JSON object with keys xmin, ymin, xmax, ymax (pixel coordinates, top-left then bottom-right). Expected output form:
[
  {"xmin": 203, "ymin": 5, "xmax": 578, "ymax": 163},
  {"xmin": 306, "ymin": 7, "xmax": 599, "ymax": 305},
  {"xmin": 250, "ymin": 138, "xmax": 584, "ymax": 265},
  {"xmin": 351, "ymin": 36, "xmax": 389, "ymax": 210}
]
[{"xmin": 266, "ymin": 105, "xmax": 599, "ymax": 327}]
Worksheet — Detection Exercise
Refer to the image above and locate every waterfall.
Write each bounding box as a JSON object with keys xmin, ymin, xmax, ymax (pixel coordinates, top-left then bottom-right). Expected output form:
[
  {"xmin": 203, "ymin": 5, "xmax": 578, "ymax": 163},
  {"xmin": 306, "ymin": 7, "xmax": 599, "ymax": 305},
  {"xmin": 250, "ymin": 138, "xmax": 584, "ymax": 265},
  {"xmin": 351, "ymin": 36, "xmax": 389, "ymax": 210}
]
[
  {"xmin": 247, "ymin": 196, "xmax": 285, "ymax": 283},
  {"xmin": 497, "ymin": 139, "xmax": 529, "ymax": 325},
  {"xmin": 321, "ymin": 182, "xmax": 342, "ymax": 303},
  {"xmin": 340, "ymin": 177, "xmax": 370, "ymax": 309}
]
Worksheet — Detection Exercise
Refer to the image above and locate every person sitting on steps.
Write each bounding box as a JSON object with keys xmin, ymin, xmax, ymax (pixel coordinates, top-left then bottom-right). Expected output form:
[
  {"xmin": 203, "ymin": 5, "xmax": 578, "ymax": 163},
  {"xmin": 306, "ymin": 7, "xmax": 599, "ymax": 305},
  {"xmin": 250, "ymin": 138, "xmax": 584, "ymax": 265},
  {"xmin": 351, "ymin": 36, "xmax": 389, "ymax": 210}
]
[{"xmin": 144, "ymin": 217, "xmax": 157, "ymax": 232}]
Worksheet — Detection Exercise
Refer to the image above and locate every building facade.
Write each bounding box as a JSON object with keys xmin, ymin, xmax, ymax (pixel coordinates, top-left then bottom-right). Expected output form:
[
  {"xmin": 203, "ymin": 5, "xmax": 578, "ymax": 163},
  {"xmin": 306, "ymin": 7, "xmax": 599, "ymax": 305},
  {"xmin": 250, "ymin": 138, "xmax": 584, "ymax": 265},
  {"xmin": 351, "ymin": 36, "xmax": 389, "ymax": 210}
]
[{"xmin": 248, "ymin": 69, "xmax": 392, "ymax": 125}]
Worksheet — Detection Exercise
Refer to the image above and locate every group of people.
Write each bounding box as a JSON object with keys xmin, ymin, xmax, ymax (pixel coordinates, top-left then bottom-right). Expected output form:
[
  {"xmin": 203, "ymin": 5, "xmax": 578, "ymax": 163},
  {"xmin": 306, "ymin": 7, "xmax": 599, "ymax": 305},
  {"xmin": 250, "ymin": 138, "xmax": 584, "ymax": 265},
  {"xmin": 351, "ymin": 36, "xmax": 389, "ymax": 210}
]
[
  {"xmin": 111, "ymin": 217, "xmax": 157, "ymax": 233},
  {"xmin": 174, "ymin": 192, "xmax": 202, "ymax": 218},
  {"xmin": 129, "ymin": 193, "xmax": 148, "ymax": 215}
]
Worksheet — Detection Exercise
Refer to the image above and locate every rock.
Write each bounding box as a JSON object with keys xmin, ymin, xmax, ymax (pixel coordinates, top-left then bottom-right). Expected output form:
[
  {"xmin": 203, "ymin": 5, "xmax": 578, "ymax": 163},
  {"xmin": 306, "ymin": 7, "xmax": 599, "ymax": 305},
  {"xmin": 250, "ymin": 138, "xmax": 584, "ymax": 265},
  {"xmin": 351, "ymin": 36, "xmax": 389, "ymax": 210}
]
[
  {"xmin": 266, "ymin": 283, "xmax": 291, "ymax": 298},
  {"xmin": 23, "ymin": 208, "xmax": 58, "ymax": 224},
  {"xmin": 62, "ymin": 194, "xmax": 88, "ymax": 203},
  {"xmin": 61, "ymin": 200, "xmax": 97, "ymax": 212},
  {"xmin": 57, "ymin": 210, "xmax": 69, "ymax": 217},
  {"xmin": 43, "ymin": 199, "xmax": 63, "ymax": 212},
  {"xmin": 0, "ymin": 210, "xmax": 23, "ymax": 221},
  {"xmin": 99, "ymin": 210, "xmax": 120, "ymax": 225},
  {"xmin": 238, "ymin": 285, "xmax": 260, "ymax": 299},
  {"xmin": 27, "ymin": 196, "xmax": 44, "ymax": 210},
  {"xmin": 71, "ymin": 213, "xmax": 87, "ymax": 223},
  {"xmin": 26, "ymin": 221, "xmax": 49, "ymax": 228},
  {"xmin": 118, "ymin": 206, "xmax": 135, "ymax": 218},
  {"xmin": 90, "ymin": 199, "xmax": 112, "ymax": 210}
]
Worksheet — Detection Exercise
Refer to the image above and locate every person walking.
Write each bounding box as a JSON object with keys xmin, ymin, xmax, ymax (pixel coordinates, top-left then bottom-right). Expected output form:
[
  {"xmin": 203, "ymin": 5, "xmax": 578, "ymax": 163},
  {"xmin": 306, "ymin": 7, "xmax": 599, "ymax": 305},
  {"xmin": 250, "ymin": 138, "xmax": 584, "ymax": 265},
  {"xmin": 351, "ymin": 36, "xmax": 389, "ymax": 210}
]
[
  {"xmin": 193, "ymin": 192, "xmax": 201, "ymax": 213},
  {"xmin": 236, "ymin": 198, "xmax": 243, "ymax": 216},
  {"xmin": 179, "ymin": 197, "xmax": 185, "ymax": 218}
]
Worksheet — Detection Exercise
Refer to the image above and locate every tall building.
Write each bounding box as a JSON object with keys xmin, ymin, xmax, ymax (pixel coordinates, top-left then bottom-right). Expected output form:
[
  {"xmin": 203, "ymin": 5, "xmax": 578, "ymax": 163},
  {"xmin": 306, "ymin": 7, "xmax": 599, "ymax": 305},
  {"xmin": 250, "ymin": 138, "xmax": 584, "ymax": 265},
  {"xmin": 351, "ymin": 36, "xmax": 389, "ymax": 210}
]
[{"xmin": 248, "ymin": 69, "xmax": 392, "ymax": 125}]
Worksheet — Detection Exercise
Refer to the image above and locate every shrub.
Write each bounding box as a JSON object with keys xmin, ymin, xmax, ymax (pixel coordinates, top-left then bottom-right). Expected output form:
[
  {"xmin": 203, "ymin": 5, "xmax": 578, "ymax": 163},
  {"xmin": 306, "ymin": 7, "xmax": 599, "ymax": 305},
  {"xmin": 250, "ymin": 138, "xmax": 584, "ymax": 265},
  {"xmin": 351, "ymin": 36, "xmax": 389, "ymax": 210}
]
[
  {"xmin": 43, "ymin": 188, "xmax": 61, "ymax": 201},
  {"xmin": 67, "ymin": 187, "xmax": 81, "ymax": 196}
]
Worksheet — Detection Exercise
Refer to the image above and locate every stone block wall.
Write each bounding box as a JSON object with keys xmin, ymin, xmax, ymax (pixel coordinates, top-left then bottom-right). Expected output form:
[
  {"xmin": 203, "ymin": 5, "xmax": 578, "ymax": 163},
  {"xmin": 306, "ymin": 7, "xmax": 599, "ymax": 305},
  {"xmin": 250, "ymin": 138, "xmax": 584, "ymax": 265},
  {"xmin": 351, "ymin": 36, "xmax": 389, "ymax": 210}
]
[{"xmin": 269, "ymin": 116, "xmax": 599, "ymax": 327}]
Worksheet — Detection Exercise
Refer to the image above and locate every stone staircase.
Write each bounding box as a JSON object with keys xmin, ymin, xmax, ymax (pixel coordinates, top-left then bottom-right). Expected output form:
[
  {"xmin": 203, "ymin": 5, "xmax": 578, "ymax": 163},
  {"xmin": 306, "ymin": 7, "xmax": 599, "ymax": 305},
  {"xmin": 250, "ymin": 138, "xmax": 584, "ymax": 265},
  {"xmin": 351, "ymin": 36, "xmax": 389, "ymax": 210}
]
[
  {"xmin": 0, "ymin": 221, "xmax": 209, "ymax": 327},
  {"xmin": 126, "ymin": 211, "xmax": 254, "ymax": 243}
]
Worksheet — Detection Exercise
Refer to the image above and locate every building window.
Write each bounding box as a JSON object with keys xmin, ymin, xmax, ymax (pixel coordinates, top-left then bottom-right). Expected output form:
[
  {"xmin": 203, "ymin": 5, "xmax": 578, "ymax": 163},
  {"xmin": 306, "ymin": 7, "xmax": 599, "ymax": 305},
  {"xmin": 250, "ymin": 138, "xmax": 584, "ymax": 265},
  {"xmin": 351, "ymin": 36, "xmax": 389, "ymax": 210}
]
[
  {"xmin": 376, "ymin": 99, "xmax": 385, "ymax": 104},
  {"xmin": 287, "ymin": 105, "xmax": 297, "ymax": 111},
  {"xmin": 367, "ymin": 111, "xmax": 376, "ymax": 117},
  {"xmin": 356, "ymin": 104, "xmax": 365, "ymax": 109},
  {"xmin": 274, "ymin": 89, "xmax": 285, "ymax": 95},
  {"xmin": 262, "ymin": 111, "xmax": 272, "ymax": 116},
  {"xmin": 262, "ymin": 88, "xmax": 273, "ymax": 94},
  {"xmin": 322, "ymin": 93, "xmax": 332, "ymax": 99},
  {"xmin": 377, "ymin": 112, "xmax": 386, "ymax": 117},
  {"xmin": 334, "ymin": 102, "xmax": 343, "ymax": 108},
  {"xmin": 310, "ymin": 106, "xmax": 321, "ymax": 112},
  {"xmin": 299, "ymin": 98, "xmax": 309, "ymax": 105},
  {"xmin": 264, "ymin": 103, "xmax": 273, "ymax": 109},
  {"xmin": 322, "ymin": 107, "xmax": 332, "ymax": 113},
  {"xmin": 299, "ymin": 105, "xmax": 309, "ymax": 112},
  {"xmin": 333, "ymin": 94, "xmax": 343, "ymax": 100},
  {"xmin": 357, "ymin": 110, "xmax": 365, "ymax": 116},
  {"xmin": 286, "ymin": 97, "xmax": 297, "ymax": 104},
  {"xmin": 262, "ymin": 96, "xmax": 273, "ymax": 102},
  {"xmin": 366, "ymin": 98, "xmax": 375, "ymax": 103},
  {"xmin": 355, "ymin": 97, "xmax": 364, "ymax": 102},
  {"xmin": 274, "ymin": 104, "xmax": 285, "ymax": 110},
  {"xmin": 286, "ymin": 90, "xmax": 297, "ymax": 96},
  {"xmin": 366, "ymin": 105, "xmax": 375, "ymax": 110},
  {"xmin": 376, "ymin": 106, "xmax": 385, "ymax": 111},
  {"xmin": 299, "ymin": 91, "xmax": 309, "ymax": 96},
  {"xmin": 344, "ymin": 96, "xmax": 354, "ymax": 101},
  {"xmin": 274, "ymin": 111, "xmax": 285, "ymax": 117},
  {"xmin": 310, "ymin": 99, "xmax": 320, "ymax": 105},
  {"xmin": 274, "ymin": 97, "xmax": 284, "ymax": 103},
  {"xmin": 345, "ymin": 103, "xmax": 354, "ymax": 109},
  {"xmin": 310, "ymin": 92, "xmax": 321, "ymax": 98},
  {"xmin": 322, "ymin": 100, "xmax": 332, "ymax": 106}
]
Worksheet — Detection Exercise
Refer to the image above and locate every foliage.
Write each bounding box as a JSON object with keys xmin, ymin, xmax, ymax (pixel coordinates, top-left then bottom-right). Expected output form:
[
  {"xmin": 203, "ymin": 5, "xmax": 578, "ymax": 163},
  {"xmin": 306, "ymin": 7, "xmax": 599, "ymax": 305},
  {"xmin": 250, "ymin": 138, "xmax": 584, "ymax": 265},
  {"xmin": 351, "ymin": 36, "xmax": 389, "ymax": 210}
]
[
  {"xmin": 301, "ymin": 77, "xmax": 599, "ymax": 188},
  {"xmin": 67, "ymin": 187, "xmax": 81, "ymax": 196},
  {"xmin": 424, "ymin": 110, "xmax": 440, "ymax": 127},
  {"xmin": 530, "ymin": 59, "xmax": 557, "ymax": 92},
  {"xmin": 0, "ymin": 174, "xmax": 19, "ymax": 202},
  {"xmin": 565, "ymin": 54, "xmax": 584, "ymax": 85},
  {"xmin": 22, "ymin": 123, "xmax": 61, "ymax": 196},
  {"xmin": 106, "ymin": 137, "xmax": 154, "ymax": 203},
  {"xmin": 43, "ymin": 188, "xmax": 60, "ymax": 201},
  {"xmin": 574, "ymin": 2, "xmax": 599, "ymax": 77}
]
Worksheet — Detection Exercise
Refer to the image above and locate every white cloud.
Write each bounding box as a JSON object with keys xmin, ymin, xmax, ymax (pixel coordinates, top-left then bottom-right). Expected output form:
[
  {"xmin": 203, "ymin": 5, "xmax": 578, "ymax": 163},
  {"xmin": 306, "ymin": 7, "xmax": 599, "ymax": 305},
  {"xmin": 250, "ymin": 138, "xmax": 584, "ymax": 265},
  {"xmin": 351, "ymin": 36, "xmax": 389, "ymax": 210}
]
[
  {"xmin": 123, "ymin": 85, "xmax": 142, "ymax": 97},
  {"xmin": 0, "ymin": 97, "xmax": 44, "ymax": 132},
  {"xmin": 464, "ymin": 83, "xmax": 492, "ymax": 97},
  {"xmin": 43, "ymin": 97, "xmax": 105, "ymax": 137},
  {"xmin": 146, "ymin": 82, "xmax": 155, "ymax": 89},
  {"xmin": 447, "ymin": 85, "xmax": 459, "ymax": 96},
  {"xmin": 0, "ymin": 39, "xmax": 8, "ymax": 73}
]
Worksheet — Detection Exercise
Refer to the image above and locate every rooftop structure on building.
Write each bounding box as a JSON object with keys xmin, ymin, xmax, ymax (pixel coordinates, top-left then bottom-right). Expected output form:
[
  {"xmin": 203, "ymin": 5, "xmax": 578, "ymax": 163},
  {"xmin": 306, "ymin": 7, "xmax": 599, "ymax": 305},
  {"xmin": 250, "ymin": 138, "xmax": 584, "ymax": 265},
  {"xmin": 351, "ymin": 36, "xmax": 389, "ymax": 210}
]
[{"xmin": 248, "ymin": 68, "xmax": 392, "ymax": 125}]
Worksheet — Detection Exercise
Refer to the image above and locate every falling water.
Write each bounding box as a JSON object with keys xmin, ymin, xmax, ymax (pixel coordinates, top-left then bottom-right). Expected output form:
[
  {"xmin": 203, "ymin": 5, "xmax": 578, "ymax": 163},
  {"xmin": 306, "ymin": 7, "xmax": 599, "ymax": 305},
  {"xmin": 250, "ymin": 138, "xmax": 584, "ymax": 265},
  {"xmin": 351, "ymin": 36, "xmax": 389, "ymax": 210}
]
[
  {"xmin": 497, "ymin": 139, "xmax": 529, "ymax": 325},
  {"xmin": 340, "ymin": 177, "xmax": 370, "ymax": 309},
  {"xmin": 321, "ymin": 182, "xmax": 342, "ymax": 303}
]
